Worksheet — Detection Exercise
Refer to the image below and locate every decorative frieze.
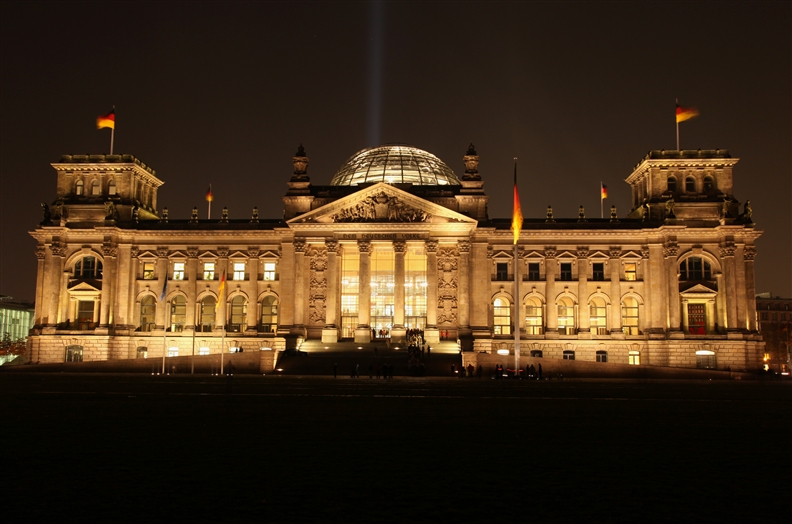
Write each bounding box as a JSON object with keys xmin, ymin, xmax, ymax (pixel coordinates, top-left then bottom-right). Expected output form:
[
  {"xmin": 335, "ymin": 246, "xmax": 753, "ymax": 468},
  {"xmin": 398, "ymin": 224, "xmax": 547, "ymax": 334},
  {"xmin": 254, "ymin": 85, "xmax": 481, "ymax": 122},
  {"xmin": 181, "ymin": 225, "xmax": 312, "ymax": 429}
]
[{"xmin": 332, "ymin": 191, "xmax": 431, "ymax": 223}]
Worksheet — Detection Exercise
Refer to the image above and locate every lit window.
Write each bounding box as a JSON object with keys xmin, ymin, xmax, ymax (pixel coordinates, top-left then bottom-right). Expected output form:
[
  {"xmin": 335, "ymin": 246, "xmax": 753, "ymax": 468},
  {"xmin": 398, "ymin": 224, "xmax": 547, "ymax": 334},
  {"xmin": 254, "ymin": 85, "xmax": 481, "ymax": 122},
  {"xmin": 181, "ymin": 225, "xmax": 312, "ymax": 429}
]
[
  {"xmin": 622, "ymin": 297, "xmax": 640, "ymax": 335},
  {"xmin": 563, "ymin": 350, "xmax": 575, "ymax": 360},
  {"xmin": 263, "ymin": 262, "xmax": 276, "ymax": 281},
  {"xmin": 260, "ymin": 296, "xmax": 278, "ymax": 333},
  {"xmin": 558, "ymin": 297, "xmax": 576, "ymax": 335},
  {"xmin": 173, "ymin": 262, "xmax": 185, "ymax": 280},
  {"xmin": 496, "ymin": 263, "xmax": 508, "ymax": 281},
  {"xmin": 91, "ymin": 179, "xmax": 101, "ymax": 196},
  {"xmin": 66, "ymin": 345, "xmax": 83, "ymax": 362},
  {"xmin": 139, "ymin": 296, "xmax": 156, "ymax": 332},
  {"xmin": 233, "ymin": 262, "xmax": 246, "ymax": 281},
  {"xmin": 596, "ymin": 350, "xmax": 608, "ymax": 363},
  {"xmin": 168, "ymin": 347, "xmax": 179, "ymax": 357},
  {"xmin": 629, "ymin": 351, "xmax": 640, "ymax": 365},
  {"xmin": 696, "ymin": 350, "xmax": 716, "ymax": 369},
  {"xmin": 527, "ymin": 262, "xmax": 540, "ymax": 281},
  {"xmin": 108, "ymin": 179, "xmax": 117, "ymax": 195},
  {"xmin": 203, "ymin": 262, "xmax": 215, "ymax": 281},
  {"xmin": 75, "ymin": 179, "xmax": 84, "ymax": 195},
  {"xmin": 198, "ymin": 296, "xmax": 216, "ymax": 332},
  {"xmin": 136, "ymin": 347, "xmax": 147, "ymax": 359},
  {"xmin": 74, "ymin": 256, "xmax": 103, "ymax": 278},
  {"xmin": 624, "ymin": 263, "xmax": 637, "ymax": 281},
  {"xmin": 589, "ymin": 298, "xmax": 607, "ymax": 335},
  {"xmin": 229, "ymin": 296, "xmax": 247, "ymax": 332},
  {"xmin": 142, "ymin": 262, "xmax": 156, "ymax": 280},
  {"xmin": 560, "ymin": 262, "xmax": 572, "ymax": 281},
  {"xmin": 170, "ymin": 296, "xmax": 186, "ymax": 332},
  {"xmin": 198, "ymin": 347, "xmax": 210, "ymax": 356},
  {"xmin": 493, "ymin": 297, "xmax": 511, "ymax": 335},
  {"xmin": 685, "ymin": 176, "xmax": 696, "ymax": 192},
  {"xmin": 524, "ymin": 297, "xmax": 543, "ymax": 335},
  {"xmin": 592, "ymin": 263, "xmax": 605, "ymax": 281}
]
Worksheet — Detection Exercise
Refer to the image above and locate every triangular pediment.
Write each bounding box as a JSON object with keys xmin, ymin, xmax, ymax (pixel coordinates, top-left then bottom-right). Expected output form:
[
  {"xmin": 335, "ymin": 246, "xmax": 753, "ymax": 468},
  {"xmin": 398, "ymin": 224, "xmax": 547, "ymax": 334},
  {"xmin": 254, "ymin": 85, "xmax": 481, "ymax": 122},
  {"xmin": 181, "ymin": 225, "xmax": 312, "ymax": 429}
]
[
  {"xmin": 68, "ymin": 281, "xmax": 101, "ymax": 293},
  {"xmin": 523, "ymin": 250, "xmax": 545, "ymax": 259},
  {"xmin": 588, "ymin": 251, "xmax": 610, "ymax": 260},
  {"xmin": 491, "ymin": 250, "xmax": 514, "ymax": 260},
  {"xmin": 621, "ymin": 250, "xmax": 643, "ymax": 260},
  {"xmin": 680, "ymin": 283, "xmax": 717, "ymax": 296},
  {"xmin": 168, "ymin": 250, "xmax": 187, "ymax": 259},
  {"xmin": 137, "ymin": 250, "xmax": 157, "ymax": 259},
  {"xmin": 556, "ymin": 250, "xmax": 578, "ymax": 260},
  {"xmin": 287, "ymin": 183, "xmax": 477, "ymax": 226}
]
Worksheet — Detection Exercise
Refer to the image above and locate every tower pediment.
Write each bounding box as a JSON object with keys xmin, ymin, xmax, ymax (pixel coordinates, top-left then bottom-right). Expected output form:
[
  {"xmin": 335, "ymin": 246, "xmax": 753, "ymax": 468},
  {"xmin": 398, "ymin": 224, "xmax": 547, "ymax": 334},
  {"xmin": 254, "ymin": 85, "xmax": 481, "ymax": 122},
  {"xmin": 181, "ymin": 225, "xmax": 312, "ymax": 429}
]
[{"xmin": 287, "ymin": 183, "xmax": 477, "ymax": 226}]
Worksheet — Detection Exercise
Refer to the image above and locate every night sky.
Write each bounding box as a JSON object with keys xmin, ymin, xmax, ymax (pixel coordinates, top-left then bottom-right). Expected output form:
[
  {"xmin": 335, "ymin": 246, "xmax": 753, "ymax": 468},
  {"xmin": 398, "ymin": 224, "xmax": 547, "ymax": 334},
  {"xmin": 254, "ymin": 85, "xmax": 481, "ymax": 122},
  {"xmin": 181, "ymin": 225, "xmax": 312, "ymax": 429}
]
[{"xmin": 1, "ymin": 1, "xmax": 790, "ymax": 302}]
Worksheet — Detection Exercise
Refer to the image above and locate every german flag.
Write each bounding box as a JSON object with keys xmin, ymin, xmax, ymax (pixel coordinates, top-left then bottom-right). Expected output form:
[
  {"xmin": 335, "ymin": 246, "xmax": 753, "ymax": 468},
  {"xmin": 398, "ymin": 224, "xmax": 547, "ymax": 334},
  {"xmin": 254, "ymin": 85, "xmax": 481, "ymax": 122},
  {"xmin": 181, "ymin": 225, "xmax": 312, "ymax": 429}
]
[
  {"xmin": 96, "ymin": 109, "xmax": 115, "ymax": 129},
  {"xmin": 206, "ymin": 184, "xmax": 213, "ymax": 202},
  {"xmin": 676, "ymin": 104, "xmax": 699, "ymax": 123},
  {"xmin": 601, "ymin": 183, "xmax": 608, "ymax": 200},
  {"xmin": 511, "ymin": 160, "xmax": 523, "ymax": 245}
]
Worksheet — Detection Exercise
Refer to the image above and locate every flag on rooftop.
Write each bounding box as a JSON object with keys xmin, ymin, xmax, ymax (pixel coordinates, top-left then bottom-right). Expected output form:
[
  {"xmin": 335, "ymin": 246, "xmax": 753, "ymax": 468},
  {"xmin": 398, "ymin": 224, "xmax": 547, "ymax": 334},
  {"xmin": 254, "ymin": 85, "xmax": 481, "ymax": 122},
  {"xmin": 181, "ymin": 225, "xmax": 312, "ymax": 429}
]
[
  {"xmin": 601, "ymin": 183, "xmax": 608, "ymax": 200},
  {"xmin": 676, "ymin": 104, "xmax": 699, "ymax": 123},
  {"xmin": 206, "ymin": 184, "xmax": 213, "ymax": 202},
  {"xmin": 96, "ymin": 109, "xmax": 115, "ymax": 129},
  {"xmin": 511, "ymin": 159, "xmax": 523, "ymax": 245}
]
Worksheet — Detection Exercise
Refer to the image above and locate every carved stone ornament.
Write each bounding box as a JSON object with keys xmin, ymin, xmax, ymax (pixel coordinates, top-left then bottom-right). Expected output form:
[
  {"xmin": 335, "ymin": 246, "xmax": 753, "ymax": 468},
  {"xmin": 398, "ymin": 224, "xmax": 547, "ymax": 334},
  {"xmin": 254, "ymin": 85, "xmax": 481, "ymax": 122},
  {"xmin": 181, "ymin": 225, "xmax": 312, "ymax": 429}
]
[
  {"xmin": 357, "ymin": 240, "xmax": 371, "ymax": 254},
  {"xmin": 393, "ymin": 241, "xmax": 406, "ymax": 253},
  {"xmin": 331, "ymin": 191, "xmax": 431, "ymax": 223},
  {"xmin": 293, "ymin": 239, "xmax": 306, "ymax": 253},
  {"xmin": 217, "ymin": 247, "xmax": 230, "ymax": 258},
  {"xmin": 102, "ymin": 242, "xmax": 117, "ymax": 258},
  {"xmin": 719, "ymin": 241, "xmax": 735, "ymax": 258},
  {"xmin": 131, "ymin": 246, "xmax": 140, "ymax": 258},
  {"xmin": 577, "ymin": 247, "xmax": 589, "ymax": 259},
  {"xmin": 457, "ymin": 240, "xmax": 471, "ymax": 254},
  {"xmin": 743, "ymin": 246, "xmax": 757, "ymax": 261},
  {"xmin": 425, "ymin": 240, "xmax": 438, "ymax": 254},
  {"xmin": 247, "ymin": 247, "xmax": 260, "ymax": 258},
  {"xmin": 187, "ymin": 248, "xmax": 199, "ymax": 259},
  {"xmin": 546, "ymin": 206, "xmax": 555, "ymax": 222},
  {"xmin": 325, "ymin": 240, "xmax": 339, "ymax": 254},
  {"xmin": 662, "ymin": 241, "xmax": 679, "ymax": 258},
  {"xmin": 462, "ymin": 143, "xmax": 480, "ymax": 179},
  {"xmin": 610, "ymin": 205, "xmax": 618, "ymax": 222},
  {"xmin": 156, "ymin": 247, "xmax": 169, "ymax": 258},
  {"xmin": 36, "ymin": 246, "xmax": 47, "ymax": 260},
  {"xmin": 49, "ymin": 241, "xmax": 65, "ymax": 257},
  {"xmin": 609, "ymin": 247, "xmax": 622, "ymax": 259},
  {"xmin": 310, "ymin": 249, "xmax": 328, "ymax": 271},
  {"xmin": 544, "ymin": 247, "xmax": 557, "ymax": 259},
  {"xmin": 190, "ymin": 207, "xmax": 199, "ymax": 223},
  {"xmin": 292, "ymin": 144, "xmax": 309, "ymax": 178}
]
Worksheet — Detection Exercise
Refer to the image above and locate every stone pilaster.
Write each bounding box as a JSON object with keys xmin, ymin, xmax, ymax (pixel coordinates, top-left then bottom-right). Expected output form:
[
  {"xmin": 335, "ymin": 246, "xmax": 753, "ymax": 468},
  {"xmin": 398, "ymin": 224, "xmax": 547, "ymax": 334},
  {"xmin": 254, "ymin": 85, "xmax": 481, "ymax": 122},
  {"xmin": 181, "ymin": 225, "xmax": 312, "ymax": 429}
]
[
  {"xmin": 457, "ymin": 240, "xmax": 471, "ymax": 332},
  {"xmin": 393, "ymin": 240, "xmax": 406, "ymax": 329},
  {"xmin": 186, "ymin": 248, "xmax": 199, "ymax": 331},
  {"xmin": 663, "ymin": 241, "xmax": 680, "ymax": 332},
  {"xmin": 609, "ymin": 247, "xmax": 623, "ymax": 333},
  {"xmin": 246, "ymin": 247, "xmax": 260, "ymax": 333},
  {"xmin": 322, "ymin": 240, "xmax": 339, "ymax": 343},
  {"xmin": 424, "ymin": 240, "xmax": 439, "ymax": 343},
  {"xmin": 46, "ymin": 242, "xmax": 65, "ymax": 327},
  {"xmin": 99, "ymin": 242, "xmax": 117, "ymax": 327},
  {"xmin": 355, "ymin": 240, "xmax": 371, "ymax": 343},
  {"xmin": 292, "ymin": 240, "xmax": 306, "ymax": 333},
  {"xmin": 216, "ymin": 247, "xmax": 229, "ymax": 330},
  {"xmin": 544, "ymin": 247, "xmax": 558, "ymax": 334},
  {"xmin": 743, "ymin": 246, "xmax": 758, "ymax": 331},
  {"xmin": 577, "ymin": 247, "xmax": 590, "ymax": 334},
  {"xmin": 155, "ymin": 247, "xmax": 169, "ymax": 330},
  {"xmin": 720, "ymin": 241, "xmax": 738, "ymax": 331}
]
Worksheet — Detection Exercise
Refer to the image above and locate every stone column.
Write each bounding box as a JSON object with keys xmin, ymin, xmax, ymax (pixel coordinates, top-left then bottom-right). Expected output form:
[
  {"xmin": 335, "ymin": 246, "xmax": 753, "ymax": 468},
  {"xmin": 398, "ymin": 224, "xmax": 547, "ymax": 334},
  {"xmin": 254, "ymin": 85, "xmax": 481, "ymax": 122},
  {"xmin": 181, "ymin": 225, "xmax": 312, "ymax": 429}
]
[
  {"xmin": 609, "ymin": 248, "xmax": 623, "ymax": 334},
  {"xmin": 114, "ymin": 245, "xmax": 132, "ymax": 330},
  {"xmin": 155, "ymin": 247, "xmax": 169, "ymax": 330},
  {"xmin": 99, "ymin": 243, "xmax": 117, "ymax": 328},
  {"xmin": 393, "ymin": 241, "xmax": 406, "ymax": 329},
  {"xmin": 34, "ymin": 246, "xmax": 46, "ymax": 325},
  {"xmin": 216, "ymin": 247, "xmax": 229, "ymax": 330},
  {"xmin": 743, "ymin": 246, "xmax": 758, "ymax": 331},
  {"xmin": 246, "ymin": 248, "xmax": 260, "ymax": 333},
  {"xmin": 46, "ymin": 242, "xmax": 65, "ymax": 327},
  {"xmin": 186, "ymin": 248, "xmax": 199, "ymax": 332},
  {"xmin": 663, "ymin": 241, "xmax": 680, "ymax": 332},
  {"xmin": 355, "ymin": 240, "xmax": 371, "ymax": 343},
  {"xmin": 721, "ymin": 242, "xmax": 738, "ymax": 331},
  {"xmin": 424, "ymin": 240, "xmax": 439, "ymax": 343},
  {"xmin": 457, "ymin": 240, "xmax": 471, "ymax": 333},
  {"xmin": 58, "ymin": 267, "xmax": 70, "ymax": 325},
  {"xmin": 544, "ymin": 248, "xmax": 558, "ymax": 335},
  {"xmin": 322, "ymin": 240, "xmax": 339, "ymax": 343},
  {"xmin": 681, "ymin": 298, "xmax": 689, "ymax": 333},
  {"xmin": 577, "ymin": 248, "xmax": 590, "ymax": 335}
]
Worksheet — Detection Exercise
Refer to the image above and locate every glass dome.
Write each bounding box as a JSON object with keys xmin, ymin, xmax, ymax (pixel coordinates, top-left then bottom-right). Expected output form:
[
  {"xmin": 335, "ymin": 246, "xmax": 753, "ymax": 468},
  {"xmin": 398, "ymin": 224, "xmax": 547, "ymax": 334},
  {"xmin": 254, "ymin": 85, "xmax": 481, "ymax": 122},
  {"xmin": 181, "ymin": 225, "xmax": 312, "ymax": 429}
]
[{"xmin": 330, "ymin": 144, "xmax": 460, "ymax": 186}]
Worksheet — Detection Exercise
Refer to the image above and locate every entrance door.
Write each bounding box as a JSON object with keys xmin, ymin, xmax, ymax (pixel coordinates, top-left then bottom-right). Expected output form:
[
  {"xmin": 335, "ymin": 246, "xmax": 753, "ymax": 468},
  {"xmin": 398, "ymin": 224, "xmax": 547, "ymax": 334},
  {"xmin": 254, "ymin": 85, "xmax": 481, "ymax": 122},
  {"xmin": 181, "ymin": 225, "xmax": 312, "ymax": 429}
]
[{"xmin": 688, "ymin": 303, "xmax": 706, "ymax": 334}]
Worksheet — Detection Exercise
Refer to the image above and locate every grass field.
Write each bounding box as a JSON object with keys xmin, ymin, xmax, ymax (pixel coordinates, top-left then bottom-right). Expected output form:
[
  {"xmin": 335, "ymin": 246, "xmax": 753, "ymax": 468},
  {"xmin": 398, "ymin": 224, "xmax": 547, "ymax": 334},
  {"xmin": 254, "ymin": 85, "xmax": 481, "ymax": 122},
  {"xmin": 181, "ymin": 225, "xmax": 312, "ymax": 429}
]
[{"xmin": 3, "ymin": 374, "xmax": 789, "ymax": 523}]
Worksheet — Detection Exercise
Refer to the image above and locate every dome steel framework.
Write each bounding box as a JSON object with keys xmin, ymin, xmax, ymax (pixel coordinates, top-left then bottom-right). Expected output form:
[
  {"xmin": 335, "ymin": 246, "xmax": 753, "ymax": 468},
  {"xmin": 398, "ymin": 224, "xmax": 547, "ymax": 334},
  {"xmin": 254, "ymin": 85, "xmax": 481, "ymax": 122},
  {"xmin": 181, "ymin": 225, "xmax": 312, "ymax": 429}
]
[{"xmin": 330, "ymin": 144, "xmax": 460, "ymax": 186}]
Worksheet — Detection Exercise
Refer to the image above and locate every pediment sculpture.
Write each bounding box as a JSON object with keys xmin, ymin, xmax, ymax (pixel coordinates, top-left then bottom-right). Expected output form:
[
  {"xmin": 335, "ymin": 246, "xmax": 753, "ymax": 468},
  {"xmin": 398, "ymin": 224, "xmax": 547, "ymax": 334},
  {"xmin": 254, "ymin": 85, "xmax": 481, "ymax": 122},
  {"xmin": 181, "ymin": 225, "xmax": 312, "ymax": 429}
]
[{"xmin": 331, "ymin": 191, "xmax": 431, "ymax": 223}]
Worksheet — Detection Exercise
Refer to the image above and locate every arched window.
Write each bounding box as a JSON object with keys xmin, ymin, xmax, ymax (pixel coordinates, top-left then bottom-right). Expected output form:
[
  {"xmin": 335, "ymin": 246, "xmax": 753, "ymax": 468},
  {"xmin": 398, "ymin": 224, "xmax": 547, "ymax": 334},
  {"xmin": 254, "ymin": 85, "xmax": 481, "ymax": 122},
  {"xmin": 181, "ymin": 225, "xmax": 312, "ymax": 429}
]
[
  {"xmin": 524, "ymin": 296, "xmax": 543, "ymax": 335},
  {"xmin": 75, "ymin": 179, "xmax": 84, "ymax": 195},
  {"xmin": 621, "ymin": 297, "xmax": 640, "ymax": 335},
  {"xmin": 170, "ymin": 295, "xmax": 186, "ymax": 332},
  {"xmin": 589, "ymin": 297, "xmax": 607, "ymax": 335},
  {"xmin": 703, "ymin": 175, "xmax": 715, "ymax": 192},
  {"xmin": 198, "ymin": 296, "xmax": 216, "ymax": 332},
  {"xmin": 667, "ymin": 176, "xmax": 677, "ymax": 193},
  {"xmin": 685, "ymin": 176, "xmax": 696, "ymax": 193},
  {"xmin": 493, "ymin": 297, "xmax": 511, "ymax": 335},
  {"xmin": 260, "ymin": 296, "xmax": 279, "ymax": 333},
  {"xmin": 229, "ymin": 296, "xmax": 247, "ymax": 332},
  {"xmin": 679, "ymin": 257, "xmax": 712, "ymax": 281},
  {"xmin": 108, "ymin": 179, "xmax": 117, "ymax": 195},
  {"xmin": 91, "ymin": 179, "xmax": 101, "ymax": 196},
  {"xmin": 74, "ymin": 256, "xmax": 103, "ymax": 278},
  {"xmin": 139, "ymin": 296, "xmax": 156, "ymax": 332},
  {"xmin": 557, "ymin": 297, "xmax": 576, "ymax": 335}
]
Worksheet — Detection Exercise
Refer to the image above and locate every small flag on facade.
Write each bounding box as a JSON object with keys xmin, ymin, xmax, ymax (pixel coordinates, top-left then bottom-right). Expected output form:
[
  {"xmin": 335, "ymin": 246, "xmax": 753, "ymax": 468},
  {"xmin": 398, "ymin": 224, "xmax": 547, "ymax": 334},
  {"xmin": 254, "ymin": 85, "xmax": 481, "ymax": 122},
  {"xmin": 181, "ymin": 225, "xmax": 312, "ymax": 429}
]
[
  {"xmin": 511, "ymin": 159, "xmax": 523, "ymax": 245},
  {"xmin": 97, "ymin": 109, "xmax": 115, "ymax": 129},
  {"xmin": 206, "ymin": 184, "xmax": 213, "ymax": 202},
  {"xmin": 601, "ymin": 183, "xmax": 608, "ymax": 200},
  {"xmin": 159, "ymin": 277, "xmax": 168, "ymax": 301},
  {"xmin": 676, "ymin": 104, "xmax": 699, "ymax": 123},
  {"xmin": 215, "ymin": 271, "xmax": 226, "ymax": 312}
]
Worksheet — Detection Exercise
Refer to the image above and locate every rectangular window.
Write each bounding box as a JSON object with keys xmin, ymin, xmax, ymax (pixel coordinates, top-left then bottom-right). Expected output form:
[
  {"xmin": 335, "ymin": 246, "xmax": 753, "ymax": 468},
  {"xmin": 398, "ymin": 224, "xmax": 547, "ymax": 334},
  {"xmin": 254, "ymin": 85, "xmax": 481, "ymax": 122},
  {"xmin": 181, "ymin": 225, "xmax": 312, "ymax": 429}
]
[
  {"xmin": 624, "ymin": 262, "xmax": 637, "ymax": 281},
  {"xmin": 143, "ymin": 262, "xmax": 156, "ymax": 280},
  {"xmin": 203, "ymin": 262, "xmax": 215, "ymax": 281},
  {"xmin": 263, "ymin": 261, "xmax": 276, "ymax": 281},
  {"xmin": 629, "ymin": 351, "xmax": 640, "ymax": 365},
  {"xmin": 560, "ymin": 263, "xmax": 572, "ymax": 281},
  {"xmin": 596, "ymin": 350, "xmax": 608, "ymax": 363},
  {"xmin": 592, "ymin": 263, "xmax": 605, "ymax": 281},
  {"xmin": 77, "ymin": 301, "xmax": 94, "ymax": 329},
  {"xmin": 173, "ymin": 262, "xmax": 185, "ymax": 280},
  {"xmin": 496, "ymin": 263, "xmax": 508, "ymax": 281},
  {"xmin": 198, "ymin": 347, "xmax": 210, "ymax": 356},
  {"xmin": 233, "ymin": 262, "xmax": 246, "ymax": 281},
  {"xmin": 527, "ymin": 262, "xmax": 540, "ymax": 281},
  {"xmin": 563, "ymin": 350, "xmax": 575, "ymax": 360}
]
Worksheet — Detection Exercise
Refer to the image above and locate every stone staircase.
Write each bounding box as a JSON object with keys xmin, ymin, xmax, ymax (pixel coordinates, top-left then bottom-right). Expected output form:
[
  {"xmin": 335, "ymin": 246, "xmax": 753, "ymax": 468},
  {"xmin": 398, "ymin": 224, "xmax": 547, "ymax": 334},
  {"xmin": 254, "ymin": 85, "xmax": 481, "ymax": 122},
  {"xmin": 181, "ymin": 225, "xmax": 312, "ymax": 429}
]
[{"xmin": 274, "ymin": 339, "xmax": 462, "ymax": 377}]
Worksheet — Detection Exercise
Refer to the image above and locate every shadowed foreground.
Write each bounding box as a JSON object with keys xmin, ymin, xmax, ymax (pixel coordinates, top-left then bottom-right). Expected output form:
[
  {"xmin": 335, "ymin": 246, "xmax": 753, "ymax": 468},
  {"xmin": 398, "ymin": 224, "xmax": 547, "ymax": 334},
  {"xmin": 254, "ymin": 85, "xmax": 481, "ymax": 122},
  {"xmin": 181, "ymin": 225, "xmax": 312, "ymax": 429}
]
[{"xmin": 3, "ymin": 374, "xmax": 789, "ymax": 523}]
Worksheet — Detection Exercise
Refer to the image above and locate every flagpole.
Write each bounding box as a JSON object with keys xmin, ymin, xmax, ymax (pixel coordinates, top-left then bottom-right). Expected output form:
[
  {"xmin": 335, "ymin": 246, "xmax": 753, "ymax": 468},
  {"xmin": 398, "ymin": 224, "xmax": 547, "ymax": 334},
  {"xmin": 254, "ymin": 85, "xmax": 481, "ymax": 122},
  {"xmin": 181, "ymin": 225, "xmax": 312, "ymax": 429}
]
[
  {"xmin": 513, "ymin": 158, "xmax": 521, "ymax": 376},
  {"xmin": 162, "ymin": 316, "xmax": 167, "ymax": 375},
  {"xmin": 675, "ymin": 98, "xmax": 680, "ymax": 150},
  {"xmin": 600, "ymin": 182, "xmax": 604, "ymax": 219},
  {"xmin": 110, "ymin": 127, "xmax": 115, "ymax": 156}
]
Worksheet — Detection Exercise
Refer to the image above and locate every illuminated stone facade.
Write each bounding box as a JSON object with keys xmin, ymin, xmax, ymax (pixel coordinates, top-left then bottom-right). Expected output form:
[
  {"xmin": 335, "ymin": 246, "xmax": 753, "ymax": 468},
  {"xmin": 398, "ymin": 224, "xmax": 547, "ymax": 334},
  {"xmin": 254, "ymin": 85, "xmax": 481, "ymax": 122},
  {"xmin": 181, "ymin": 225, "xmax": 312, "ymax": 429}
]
[{"xmin": 28, "ymin": 145, "xmax": 764, "ymax": 371}]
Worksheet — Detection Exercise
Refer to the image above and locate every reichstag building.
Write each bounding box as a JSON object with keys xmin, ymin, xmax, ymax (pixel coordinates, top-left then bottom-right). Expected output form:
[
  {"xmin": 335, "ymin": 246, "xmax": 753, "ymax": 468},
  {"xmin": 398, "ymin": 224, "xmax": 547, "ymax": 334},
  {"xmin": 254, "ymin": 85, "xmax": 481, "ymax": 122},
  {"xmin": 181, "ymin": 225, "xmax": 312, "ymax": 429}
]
[{"xmin": 28, "ymin": 143, "xmax": 764, "ymax": 370}]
